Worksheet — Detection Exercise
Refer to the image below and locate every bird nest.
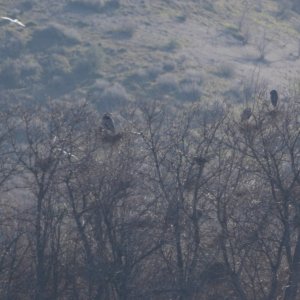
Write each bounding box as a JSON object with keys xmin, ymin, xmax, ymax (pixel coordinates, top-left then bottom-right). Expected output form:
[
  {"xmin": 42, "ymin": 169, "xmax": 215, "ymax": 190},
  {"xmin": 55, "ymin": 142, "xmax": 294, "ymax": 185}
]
[{"xmin": 101, "ymin": 132, "xmax": 123, "ymax": 144}]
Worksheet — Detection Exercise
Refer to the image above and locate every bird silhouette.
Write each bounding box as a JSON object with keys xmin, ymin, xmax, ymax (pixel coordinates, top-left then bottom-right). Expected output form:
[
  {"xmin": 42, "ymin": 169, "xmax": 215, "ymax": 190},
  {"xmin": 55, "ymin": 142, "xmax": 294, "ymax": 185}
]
[
  {"xmin": 102, "ymin": 113, "xmax": 115, "ymax": 133},
  {"xmin": 270, "ymin": 90, "xmax": 278, "ymax": 107},
  {"xmin": 241, "ymin": 107, "xmax": 252, "ymax": 121}
]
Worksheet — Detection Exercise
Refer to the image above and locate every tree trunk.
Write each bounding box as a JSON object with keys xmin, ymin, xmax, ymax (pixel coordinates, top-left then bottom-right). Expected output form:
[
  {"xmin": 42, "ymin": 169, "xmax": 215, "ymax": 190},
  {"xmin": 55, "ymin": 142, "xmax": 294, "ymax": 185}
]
[{"xmin": 284, "ymin": 229, "xmax": 300, "ymax": 300}]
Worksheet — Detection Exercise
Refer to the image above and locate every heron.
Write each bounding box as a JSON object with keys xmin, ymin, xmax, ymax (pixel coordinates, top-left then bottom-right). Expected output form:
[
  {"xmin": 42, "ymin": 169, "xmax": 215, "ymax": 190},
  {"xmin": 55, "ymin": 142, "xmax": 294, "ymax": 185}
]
[
  {"xmin": 270, "ymin": 90, "xmax": 278, "ymax": 107},
  {"xmin": 1, "ymin": 17, "xmax": 25, "ymax": 27},
  {"xmin": 241, "ymin": 107, "xmax": 252, "ymax": 121},
  {"xmin": 102, "ymin": 113, "xmax": 115, "ymax": 133}
]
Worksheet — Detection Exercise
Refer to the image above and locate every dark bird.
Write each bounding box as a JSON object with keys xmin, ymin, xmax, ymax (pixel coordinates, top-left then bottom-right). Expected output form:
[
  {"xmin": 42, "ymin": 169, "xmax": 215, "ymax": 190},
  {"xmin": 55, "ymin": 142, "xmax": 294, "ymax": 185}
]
[
  {"xmin": 241, "ymin": 107, "xmax": 252, "ymax": 121},
  {"xmin": 270, "ymin": 90, "xmax": 278, "ymax": 107},
  {"xmin": 102, "ymin": 113, "xmax": 115, "ymax": 133}
]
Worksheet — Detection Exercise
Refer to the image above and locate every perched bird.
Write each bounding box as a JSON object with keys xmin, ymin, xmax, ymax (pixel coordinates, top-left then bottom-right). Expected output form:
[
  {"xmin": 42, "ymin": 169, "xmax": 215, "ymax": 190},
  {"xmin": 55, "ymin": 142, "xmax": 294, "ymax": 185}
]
[
  {"xmin": 270, "ymin": 90, "xmax": 278, "ymax": 107},
  {"xmin": 241, "ymin": 107, "xmax": 252, "ymax": 121},
  {"xmin": 102, "ymin": 113, "xmax": 115, "ymax": 134},
  {"xmin": 1, "ymin": 17, "xmax": 25, "ymax": 27}
]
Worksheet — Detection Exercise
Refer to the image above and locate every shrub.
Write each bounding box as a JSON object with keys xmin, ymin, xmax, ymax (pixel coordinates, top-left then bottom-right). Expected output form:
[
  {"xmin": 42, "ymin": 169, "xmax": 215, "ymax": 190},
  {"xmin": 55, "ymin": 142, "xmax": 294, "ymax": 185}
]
[
  {"xmin": 125, "ymin": 64, "xmax": 165, "ymax": 88},
  {"xmin": 180, "ymin": 70, "xmax": 203, "ymax": 86},
  {"xmin": 68, "ymin": 0, "xmax": 121, "ymax": 12},
  {"xmin": 163, "ymin": 61, "xmax": 176, "ymax": 72},
  {"xmin": 107, "ymin": 22, "xmax": 135, "ymax": 39},
  {"xmin": 72, "ymin": 45, "xmax": 104, "ymax": 77},
  {"xmin": 91, "ymin": 79, "xmax": 110, "ymax": 92},
  {"xmin": 179, "ymin": 82, "xmax": 202, "ymax": 102},
  {"xmin": 223, "ymin": 87, "xmax": 243, "ymax": 104},
  {"xmin": 18, "ymin": 1, "xmax": 34, "ymax": 12},
  {"xmin": 20, "ymin": 56, "xmax": 43, "ymax": 83},
  {"xmin": 176, "ymin": 70, "xmax": 204, "ymax": 102},
  {"xmin": 0, "ymin": 59, "xmax": 21, "ymax": 88},
  {"xmin": 87, "ymin": 79, "xmax": 110, "ymax": 100},
  {"xmin": 213, "ymin": 63, "xmax": 235, "ymax": 78},
  {"xmin": 0, "ymin": 29, "xmax": 25, "ymax": 59},
  {"xmin": 292, "ymin": 0, "xmax": 300, "ymax": 13},
  {"xmin": 161, "ymin": 39, "xmax": 180, "ymax": 52},
  {"xmin": 146, "ymin": 65, "xmax": 164, "ymax": 80},
  {"xmin": 0, "ymin": 55, "xmax": 43, "ymax": 89},
  {"xmin": 175, "ymin": 14, "xmax": 187, "ymax": 23},
  {"xmin": 156, "ymin": 73, "xmax": 179, "ymax": 93},
  {"xmin": 42, "ymin": 54, "xmax": 72, "ymax": 78},
  {"xmin": 105, "ymin": 0, "xmax": 120, "ymax": 10},
  {"xmin": 28, "ymin": 23, "xmax": 81, "ymax": 51},
  {"xmin": 124, "ymin": 69, "xmax": 149, "ymax": 88},
  {"xmin": 98, "ymin": 83, "xmax": 130, "ymax": 111},
  {"xmin": 66, "ymin": 0, "xmax": 106, "ymax": 13},
  {"xmin": 202, "ymin": 1, "xmax": 215, "ymax": 12}
]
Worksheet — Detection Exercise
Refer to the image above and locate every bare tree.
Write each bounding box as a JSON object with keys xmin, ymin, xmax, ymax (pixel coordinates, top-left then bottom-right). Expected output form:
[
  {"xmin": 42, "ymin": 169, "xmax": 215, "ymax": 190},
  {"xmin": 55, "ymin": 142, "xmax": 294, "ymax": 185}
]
[
  {"xmin": 2, "ymin": 85, "xmax": 300, "ymax": 299},
  {"xmin": 131, "ymin": 100, "xmax": 226, "ymax": 299}
]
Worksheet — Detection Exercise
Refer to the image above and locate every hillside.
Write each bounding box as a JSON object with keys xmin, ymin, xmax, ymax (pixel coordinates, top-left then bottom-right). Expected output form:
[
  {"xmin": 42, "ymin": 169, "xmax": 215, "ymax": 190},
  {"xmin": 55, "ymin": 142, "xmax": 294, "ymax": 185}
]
[
  {"xmin": 2, "ymin": 1, "xmax": 300, "ymax": 299},
  {"xmin": 1, "ymin": 0, "xmax": 300, "ymax": 111}
]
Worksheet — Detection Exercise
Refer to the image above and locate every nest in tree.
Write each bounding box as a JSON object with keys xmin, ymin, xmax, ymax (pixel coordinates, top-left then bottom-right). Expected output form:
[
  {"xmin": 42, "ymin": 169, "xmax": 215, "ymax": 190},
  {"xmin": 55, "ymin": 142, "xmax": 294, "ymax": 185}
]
[{"xmin": 101, "ymin": 132, "xmax": 123, "ymax": 144}]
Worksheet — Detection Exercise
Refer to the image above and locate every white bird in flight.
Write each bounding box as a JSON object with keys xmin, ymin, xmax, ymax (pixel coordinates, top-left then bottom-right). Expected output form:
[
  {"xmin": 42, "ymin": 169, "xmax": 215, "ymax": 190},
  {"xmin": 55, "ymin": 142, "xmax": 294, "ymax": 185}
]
[{"xmin": 1, "ymin": 17, "xmax": 25, "ymax": 27}]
